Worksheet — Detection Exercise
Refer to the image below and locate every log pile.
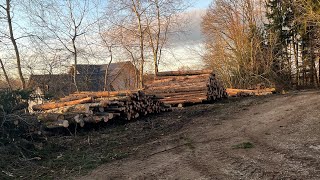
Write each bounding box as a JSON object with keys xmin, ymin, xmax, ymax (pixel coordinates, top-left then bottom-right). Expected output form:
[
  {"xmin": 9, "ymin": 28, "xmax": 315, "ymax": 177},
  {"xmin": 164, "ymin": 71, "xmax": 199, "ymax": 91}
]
[
  {"xmin": 32, "ymin": 90, "xmax": 170, "ymax": 129},
  {"xmin": 145, "ymin": 70, "xmax": 228, "ymax": 106}
]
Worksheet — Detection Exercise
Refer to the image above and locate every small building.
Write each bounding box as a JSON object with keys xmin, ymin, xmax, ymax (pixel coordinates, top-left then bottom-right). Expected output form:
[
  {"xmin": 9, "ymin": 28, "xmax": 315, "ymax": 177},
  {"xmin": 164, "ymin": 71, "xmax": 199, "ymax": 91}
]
[{"xmin": 28, "ymin": 61, "xmax": 138, "ymax": 97}]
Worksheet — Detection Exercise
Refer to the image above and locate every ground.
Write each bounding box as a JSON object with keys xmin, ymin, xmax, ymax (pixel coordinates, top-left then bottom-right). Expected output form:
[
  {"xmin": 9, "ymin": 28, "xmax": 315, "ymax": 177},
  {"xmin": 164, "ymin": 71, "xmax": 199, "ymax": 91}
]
[
  {"xmin": 80, "ymin": 90, "xmax": 320, "ymax": 179},
  {"xmin": 1, "ymin": 90, "xmax": 320, "ymax": 179}
]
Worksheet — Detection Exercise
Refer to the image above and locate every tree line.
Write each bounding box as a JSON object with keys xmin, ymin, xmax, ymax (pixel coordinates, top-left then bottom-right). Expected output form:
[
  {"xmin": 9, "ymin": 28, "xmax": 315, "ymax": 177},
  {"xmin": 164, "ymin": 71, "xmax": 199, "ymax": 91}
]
[
  {"xmin": 0, "ymin": 0, "xmax": 190, "ymax": 90},
  {"xmin": 202, "ymin": 0, "xmax": 320, "ymax": 90}
]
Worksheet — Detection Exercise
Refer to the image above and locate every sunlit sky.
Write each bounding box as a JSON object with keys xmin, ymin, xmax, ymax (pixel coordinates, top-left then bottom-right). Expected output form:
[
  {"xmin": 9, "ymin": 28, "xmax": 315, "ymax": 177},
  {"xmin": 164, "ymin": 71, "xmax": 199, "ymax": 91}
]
[
  {"xmin": 194, "ymin": 0, "xmax": 212, "ymax": 8},
  {"xmin": 157, "ymin": 0, "xmax": 212, "ymax": 72},
  {"xmin": 0, "ymin": 0, "xmax": 213, "ymax": 76}
]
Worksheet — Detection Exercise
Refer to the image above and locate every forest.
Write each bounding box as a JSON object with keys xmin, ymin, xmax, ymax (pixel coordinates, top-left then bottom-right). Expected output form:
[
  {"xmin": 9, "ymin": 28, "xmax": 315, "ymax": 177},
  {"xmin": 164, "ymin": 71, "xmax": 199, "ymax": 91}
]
[{"xmin": 203, "ymin": 0, "xmax": 320, "ymax": 89}]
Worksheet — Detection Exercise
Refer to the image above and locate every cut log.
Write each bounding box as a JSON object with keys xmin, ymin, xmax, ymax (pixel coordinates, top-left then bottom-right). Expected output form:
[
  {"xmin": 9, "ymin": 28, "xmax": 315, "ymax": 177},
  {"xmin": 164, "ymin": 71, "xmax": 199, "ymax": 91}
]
[
  {"xmin": 72, "ymin": 90, "xmax": 140, "ymax": 98},
  {"xmin": 146, "ymin": 86, "xmax": 207, "ymax": 94},
  {"xmin": 226, "ymin": 88, "xmax": 275, "ymax": 97},
  {"xmin": 33, "ymin": 97, "xmax": 93, "ymax": 111},
  {"xmin": 45, "ymin": 120, "xmax": 69, "ymax": 128},
  {"xmin": 162, "ymin": 97, "xmax": 207, "ymax": 104},
  {"xmin": 37, "ymin": 113, "xmax": 65, "ymax": 122},
  {"xmin": 41, "ymin": 103, "xmax": 100, "ymax": 114},
  {"xmin": 151, "ymin": 74, "xmax": 210, "ymax": 83},
  {"xmin": 156, "ymin": 70, "xmax": 212, "ymax": 76}
]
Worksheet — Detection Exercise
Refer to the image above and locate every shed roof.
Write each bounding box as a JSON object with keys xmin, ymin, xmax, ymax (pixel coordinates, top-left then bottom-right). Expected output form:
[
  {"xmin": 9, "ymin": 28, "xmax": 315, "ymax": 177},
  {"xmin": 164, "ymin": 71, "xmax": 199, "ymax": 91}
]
[{"xmin": 70, "ymin": 61, "xmax": 135, "ymax": 76}]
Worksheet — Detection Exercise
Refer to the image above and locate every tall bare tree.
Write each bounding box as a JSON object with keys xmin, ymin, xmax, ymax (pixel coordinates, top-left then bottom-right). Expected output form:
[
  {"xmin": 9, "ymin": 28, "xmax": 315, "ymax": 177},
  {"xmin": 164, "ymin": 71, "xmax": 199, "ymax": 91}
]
[
  {"xmin": 27, "ymin": 0, "xmax": 98, "ymax": 91},
  {"xmin": 0, "ymin": 0, "xmax": 25, "ymax": 89},
  {"xmin": 202, "ymin": 0, "xmax": 268, "ymax": 88},
  {"xmin": 131, "ymin": 0, "xmax": 146, "ymax": 88},
  {"xmin": 145, "ymin": 0, "xmax": 188, "ymax": 75},
  {"xmin": 107, "ymin": 0, "xmax": 190, "ymax": 87}
]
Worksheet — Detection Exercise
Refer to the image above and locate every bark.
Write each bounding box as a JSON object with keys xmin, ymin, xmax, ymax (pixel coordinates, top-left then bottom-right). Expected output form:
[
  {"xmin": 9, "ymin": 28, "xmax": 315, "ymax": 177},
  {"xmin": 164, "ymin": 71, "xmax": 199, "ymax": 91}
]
[
  {"xmin": 309, "ymin": 28, "xmax": 318, "ymax": 88},
  {"xmin": 293, "ymin": 34, "xmax": 299, "ymax": 88},
  {"xmin": 131, "ymin": 0, "xmax": 145, "ymax": 89},
  {"xmin": 148, "ymin": 0, "xmax": 161, "ymax": 76},
  {"xmin": 104, "ymin": 46, "xmax": 113, "ymax": 91},
  {"xmin": 72, "ymin": 38, "xmax": 78, "ymax": 91},
  {"xmin": 154, "ymin": 0, "xmax": 161, "ymax": 75}
]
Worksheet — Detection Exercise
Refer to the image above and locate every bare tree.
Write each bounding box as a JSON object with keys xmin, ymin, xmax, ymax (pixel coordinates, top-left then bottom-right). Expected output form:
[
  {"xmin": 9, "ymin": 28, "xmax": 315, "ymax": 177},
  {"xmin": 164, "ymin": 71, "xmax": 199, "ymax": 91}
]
[
  {"xmin": 202, "ymin": 0, "xmax": 268, "ymax": 88},
  {"xmin": 107, "ymin": 0, "xmax": 191, "ymax": 88},
  {"xmin": 27, "ymin": 0, "xmax": 98, "ymax": 91},
  {"xmin": 145, "ymin": 0, "xmax": 190, "ymax": 75},
  {"xmin": 0, "ymin": 0, "xmax": 25, "ymax": 89},
  {"xmin": 131, "ymin": 0, "xmax": 146, "ymax": 88},
  {"xmin": 97, "ymin": 25, "xmax": 115, "ymax": 91}
]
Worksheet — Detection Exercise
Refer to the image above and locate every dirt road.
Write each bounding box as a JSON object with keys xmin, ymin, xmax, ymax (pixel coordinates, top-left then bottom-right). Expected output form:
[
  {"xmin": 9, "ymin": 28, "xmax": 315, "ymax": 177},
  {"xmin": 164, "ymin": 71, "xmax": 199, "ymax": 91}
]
[{"xmin": 80, "ymin": 90, "xmax": 320, "ymax": 179}]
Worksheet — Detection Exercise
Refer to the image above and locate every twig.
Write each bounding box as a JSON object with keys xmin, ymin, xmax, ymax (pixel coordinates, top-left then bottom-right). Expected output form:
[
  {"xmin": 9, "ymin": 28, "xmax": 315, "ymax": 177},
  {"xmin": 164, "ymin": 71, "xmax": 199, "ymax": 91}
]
[{"xmin": 66, "ymin": 127, "xmax": 74, "ymax": 136}]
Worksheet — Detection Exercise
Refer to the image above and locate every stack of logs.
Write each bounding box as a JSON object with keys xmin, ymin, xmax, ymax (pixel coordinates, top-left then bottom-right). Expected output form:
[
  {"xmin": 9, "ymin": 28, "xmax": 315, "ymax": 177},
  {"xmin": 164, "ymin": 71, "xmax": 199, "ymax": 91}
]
[
  {"xmin": 32, "ymin": 90, "xmax": 170, "ymax": 129},
  {"xmin": 144, "ymin": 70, "xmax": 228, "ymax": 107}
]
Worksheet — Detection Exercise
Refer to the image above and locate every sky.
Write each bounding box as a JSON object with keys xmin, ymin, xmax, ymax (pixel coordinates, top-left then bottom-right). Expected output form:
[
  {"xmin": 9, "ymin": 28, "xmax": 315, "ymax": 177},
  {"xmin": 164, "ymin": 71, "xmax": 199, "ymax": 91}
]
[
  {"xmin": 158, "ymin": 0, "xmax": 212, "ymax": 72},
  {"xmin": 0, "ymin": 0, "xmax": 213, "ymax": 76},
  {"xmin": 193, "ymin": 0, "xmax": 212, "ymax": 9}
]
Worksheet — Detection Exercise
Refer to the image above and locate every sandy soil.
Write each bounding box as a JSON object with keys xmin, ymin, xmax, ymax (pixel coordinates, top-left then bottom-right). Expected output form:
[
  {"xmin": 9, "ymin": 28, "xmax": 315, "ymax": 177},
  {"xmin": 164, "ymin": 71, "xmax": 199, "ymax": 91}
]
[{"xmin": 79, "ymin": 90, "xmax": 320, "ymax": 180}]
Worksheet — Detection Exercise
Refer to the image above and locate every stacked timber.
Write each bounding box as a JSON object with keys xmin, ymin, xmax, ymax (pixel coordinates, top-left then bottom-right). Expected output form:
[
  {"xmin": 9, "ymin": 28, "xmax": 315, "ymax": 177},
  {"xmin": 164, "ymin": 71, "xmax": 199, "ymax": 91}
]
[
  {"xmin": 207, "ymin": 73, "xmax": 229, "ymax": 101},
  {"xmin": 32, "ymin": 90, "xmax": 170, "ymax": 129},
  {"xmin": 145, "ymin": 70, "xmax": 228, "ymax": 107}
]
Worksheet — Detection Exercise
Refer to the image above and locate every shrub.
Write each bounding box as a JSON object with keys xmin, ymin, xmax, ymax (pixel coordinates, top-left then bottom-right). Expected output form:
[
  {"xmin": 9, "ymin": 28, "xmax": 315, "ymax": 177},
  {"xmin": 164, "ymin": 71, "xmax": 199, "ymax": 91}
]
[{"xmin": 0, "ymin": 89, "xmax": 32, "ymax": 113}]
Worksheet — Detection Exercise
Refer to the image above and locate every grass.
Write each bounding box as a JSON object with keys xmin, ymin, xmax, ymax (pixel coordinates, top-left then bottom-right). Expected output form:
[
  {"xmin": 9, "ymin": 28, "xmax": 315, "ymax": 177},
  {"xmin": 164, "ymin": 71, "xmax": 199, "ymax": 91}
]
[{"xmin": 232, "ymin": 142, "xmax": 254, "ymax": 149}]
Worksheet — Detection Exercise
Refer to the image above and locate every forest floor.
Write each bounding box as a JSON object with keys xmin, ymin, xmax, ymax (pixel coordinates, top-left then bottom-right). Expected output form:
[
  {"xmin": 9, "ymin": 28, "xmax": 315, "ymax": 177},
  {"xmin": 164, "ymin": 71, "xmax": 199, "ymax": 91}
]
[{"xmin": 1, "ymin": 90, "xmax": 320, "ymax": 179}]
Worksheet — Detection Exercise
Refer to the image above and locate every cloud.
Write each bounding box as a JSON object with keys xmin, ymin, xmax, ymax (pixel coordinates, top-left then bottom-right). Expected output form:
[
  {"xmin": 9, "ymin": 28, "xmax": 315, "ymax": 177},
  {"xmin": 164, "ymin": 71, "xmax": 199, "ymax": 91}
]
[
  {"xmin": 159, "ymin": 9, "xmax": 207, "ymax": 71},
  {"xmin": 168, "ymin": 9, "xmax": 207, "ymax": 47}
]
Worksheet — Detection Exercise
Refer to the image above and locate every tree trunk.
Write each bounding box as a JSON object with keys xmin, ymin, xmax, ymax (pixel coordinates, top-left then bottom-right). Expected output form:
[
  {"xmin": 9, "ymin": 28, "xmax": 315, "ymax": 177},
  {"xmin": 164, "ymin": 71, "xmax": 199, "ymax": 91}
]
[
  {"xmin": 6, "ymin": 0, "xmax": 25, "ymax": 89},
  {"xmin": 72, "ymin": 38, "xmax": 78, "ymax": 91},
  {"xmin": 154, "ymin": 0, "xmax": 161, "ymax": 76},
  {"xmin": 138, "ymin": 21, "xmax": 144, "ymax": 89},
  {"xmin": 309, "ymin": 27, "xmax": 318, "ymax": 88},
  {"xmin": 131, "ymin": 0, "xmax": 145, "ymax": 89},
  {"xmin": 293, "ymin": 34, "xmax": 299, "ymax": 88},
  {"xmin": 104, "ymin": 46, "xmax": 113, "ymax": 91},
  {"xmin": 0, "ymin": 58, "xmax": 12, "ymax": 90}
]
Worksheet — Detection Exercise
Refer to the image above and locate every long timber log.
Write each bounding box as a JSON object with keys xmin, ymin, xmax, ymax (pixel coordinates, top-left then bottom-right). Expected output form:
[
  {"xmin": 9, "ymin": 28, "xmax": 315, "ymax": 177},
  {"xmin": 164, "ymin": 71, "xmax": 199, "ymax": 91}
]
[
  {"xmin": 156, "ymin": 70, "xmax": 212, "ymax": 76},
  {"xmin": 33, "ymin": 97, "xmax": 93, "ymax": 111},
  {"xmin": 226, "ymin": 88, "xmax": 276, "ymax": 97}
]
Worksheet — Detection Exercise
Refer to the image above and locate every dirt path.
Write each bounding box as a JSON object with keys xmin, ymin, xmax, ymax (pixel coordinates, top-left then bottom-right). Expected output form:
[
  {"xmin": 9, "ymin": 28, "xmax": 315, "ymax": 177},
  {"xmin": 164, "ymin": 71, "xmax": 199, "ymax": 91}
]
[{"xmin": 80, "ymin": 90, "xmax": 320, "ymax": 179}]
